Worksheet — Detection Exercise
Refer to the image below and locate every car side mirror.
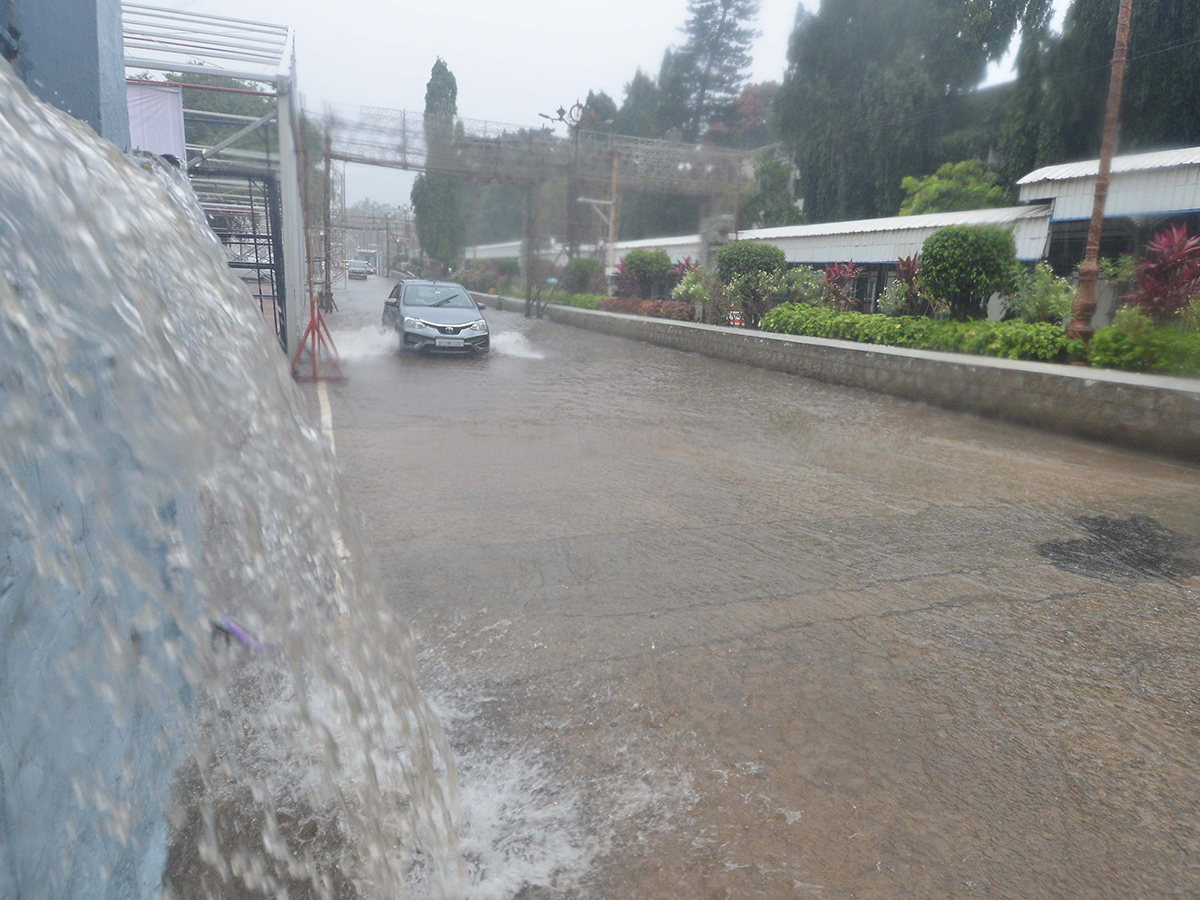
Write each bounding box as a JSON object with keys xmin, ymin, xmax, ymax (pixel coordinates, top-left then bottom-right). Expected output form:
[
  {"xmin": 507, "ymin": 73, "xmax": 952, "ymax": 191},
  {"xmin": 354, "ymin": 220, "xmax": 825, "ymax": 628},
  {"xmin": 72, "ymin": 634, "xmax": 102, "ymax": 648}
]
[
  {"xmin": 385, "ymin": 298, "xmax": 398, "ymax": 306},
  {"xmin": 476, "ymin": 300, "xmax": 486, "ymax": 310}
]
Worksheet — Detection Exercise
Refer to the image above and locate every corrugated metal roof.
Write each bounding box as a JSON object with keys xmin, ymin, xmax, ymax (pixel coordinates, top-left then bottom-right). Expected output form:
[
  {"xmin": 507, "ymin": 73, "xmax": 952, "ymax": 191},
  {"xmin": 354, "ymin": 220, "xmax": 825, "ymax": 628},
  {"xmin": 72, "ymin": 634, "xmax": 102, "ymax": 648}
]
[
  {"xmin": 1017, "ymin": 146, "xmax": 1200, "ymax": 186},
  {"xmin": 737, "ymin": 205, "xmax": 1050, "ymax": 241},
  {"xmin": 614, "ymin": 234, "xmax": 701, "ymax": 249}
]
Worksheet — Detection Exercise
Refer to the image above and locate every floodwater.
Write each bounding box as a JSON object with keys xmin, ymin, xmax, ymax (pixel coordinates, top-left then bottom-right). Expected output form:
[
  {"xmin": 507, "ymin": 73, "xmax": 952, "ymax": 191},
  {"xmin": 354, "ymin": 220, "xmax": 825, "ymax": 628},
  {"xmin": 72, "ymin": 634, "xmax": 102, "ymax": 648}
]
[{"xmin": 318, "ymin": 277, "xmax": 1200, "ymax": 898}]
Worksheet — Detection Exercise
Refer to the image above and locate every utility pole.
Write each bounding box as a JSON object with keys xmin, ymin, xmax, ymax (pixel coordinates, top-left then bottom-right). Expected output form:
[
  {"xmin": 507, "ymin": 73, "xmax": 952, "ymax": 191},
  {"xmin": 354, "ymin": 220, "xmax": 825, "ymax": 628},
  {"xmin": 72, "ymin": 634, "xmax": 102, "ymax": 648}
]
[
  {"xmin": 321, "ymin": 130, "xmax": 333, "ymax": 313},
  {"xmin": 608, "ymin": 148, "xmax": 620, "ymax": 297},
  {"xmin": 1068, "ymin": 0, "xmax": 1134, "ymax": 342},
  {"xmin": 384, "ymin": 214, "xmax": 391, "ymax": 276}
]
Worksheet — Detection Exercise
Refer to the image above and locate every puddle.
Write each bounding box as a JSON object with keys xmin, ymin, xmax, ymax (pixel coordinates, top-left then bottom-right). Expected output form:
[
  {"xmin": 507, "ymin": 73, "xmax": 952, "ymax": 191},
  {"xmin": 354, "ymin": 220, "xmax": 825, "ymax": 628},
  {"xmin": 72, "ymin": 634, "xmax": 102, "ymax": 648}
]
[{"xmin": 1036, "ymin": 514, "xmax": 1199, "ymax": 580}]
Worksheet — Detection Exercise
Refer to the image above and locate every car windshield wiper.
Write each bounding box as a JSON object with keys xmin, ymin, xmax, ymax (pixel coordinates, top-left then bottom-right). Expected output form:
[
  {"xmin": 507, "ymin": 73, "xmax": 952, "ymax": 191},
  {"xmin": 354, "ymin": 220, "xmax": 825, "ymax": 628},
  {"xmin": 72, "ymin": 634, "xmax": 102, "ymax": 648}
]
[{"xmin": 430, "ymin": 297, "xmax": 455, "ymax": 306}]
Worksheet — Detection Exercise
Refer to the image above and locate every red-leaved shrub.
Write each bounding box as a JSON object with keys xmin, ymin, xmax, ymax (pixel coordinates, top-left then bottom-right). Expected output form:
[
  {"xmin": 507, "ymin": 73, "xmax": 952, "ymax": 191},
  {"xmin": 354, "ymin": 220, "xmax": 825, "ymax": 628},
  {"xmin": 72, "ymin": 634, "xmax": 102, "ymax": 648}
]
[
  {"xmin": 1127, "ymin": 224, "xmax": 1200, "ymax": 322},
  {"xmin": 598, "ymin": 297, "xmax": 695, "ymax": 320}
]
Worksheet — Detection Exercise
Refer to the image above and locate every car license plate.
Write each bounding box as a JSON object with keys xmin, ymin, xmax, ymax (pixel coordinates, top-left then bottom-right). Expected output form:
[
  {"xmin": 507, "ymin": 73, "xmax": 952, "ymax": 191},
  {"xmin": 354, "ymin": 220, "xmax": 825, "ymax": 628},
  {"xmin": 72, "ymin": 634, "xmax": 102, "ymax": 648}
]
[{"xmin": 435, "ymin": 338, "xmax": 465, "ymax": 348}]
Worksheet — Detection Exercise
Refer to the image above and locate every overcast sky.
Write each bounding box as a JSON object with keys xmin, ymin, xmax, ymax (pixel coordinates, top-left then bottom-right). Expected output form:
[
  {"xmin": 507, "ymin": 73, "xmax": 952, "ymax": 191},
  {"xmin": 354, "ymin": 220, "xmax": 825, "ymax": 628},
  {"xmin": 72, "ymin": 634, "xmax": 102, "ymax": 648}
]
[{"xmin": 156, "ymin": 0, "xmax": 1066, "ymax": 204}]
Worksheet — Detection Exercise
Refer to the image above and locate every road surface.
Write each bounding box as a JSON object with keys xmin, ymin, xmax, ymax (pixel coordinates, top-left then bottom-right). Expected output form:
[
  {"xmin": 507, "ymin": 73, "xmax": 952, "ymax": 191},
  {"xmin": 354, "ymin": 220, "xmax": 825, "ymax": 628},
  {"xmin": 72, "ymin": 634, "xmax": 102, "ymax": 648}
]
[{"xmin": 306, "ymin": 275, "xmax": 1200, "ymax": 898}]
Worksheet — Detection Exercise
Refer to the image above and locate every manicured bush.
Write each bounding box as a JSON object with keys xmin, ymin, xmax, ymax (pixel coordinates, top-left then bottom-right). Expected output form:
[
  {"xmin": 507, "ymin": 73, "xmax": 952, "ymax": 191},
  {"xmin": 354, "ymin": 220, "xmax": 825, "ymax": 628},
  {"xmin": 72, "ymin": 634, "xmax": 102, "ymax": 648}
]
[
  {"xmin": 716, "ymin": 240, "xmax": 786, "ymax": 283},
  {"xmin": 1086, "ymin": 307, "xmax": 1200, "ymax": 376},
  {"xmin": 920, "ymin": 225, "xmax": 1018, "ymax": 320},
  {"xmin": 565, "ymin": 257, "xmax": 603, "ymax": 294},
  {"xmin": 621, "ymin": 249, "xmax": 672, "ymax": 298},
  {"xmin": 760, "ymin": 303, "xmax": 1072, "ymax": 362},
  {"xmin": 494, "ymin": 258, "xmax": 521, "ymax": 278}
]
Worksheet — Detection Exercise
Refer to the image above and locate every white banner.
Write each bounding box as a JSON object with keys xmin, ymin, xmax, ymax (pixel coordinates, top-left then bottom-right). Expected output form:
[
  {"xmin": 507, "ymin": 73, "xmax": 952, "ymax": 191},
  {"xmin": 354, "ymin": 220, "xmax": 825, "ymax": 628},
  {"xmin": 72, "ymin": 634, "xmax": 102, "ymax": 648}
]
[{"xmin": 126, "ymin": 82, "xmax": 186, "ymax": 161}]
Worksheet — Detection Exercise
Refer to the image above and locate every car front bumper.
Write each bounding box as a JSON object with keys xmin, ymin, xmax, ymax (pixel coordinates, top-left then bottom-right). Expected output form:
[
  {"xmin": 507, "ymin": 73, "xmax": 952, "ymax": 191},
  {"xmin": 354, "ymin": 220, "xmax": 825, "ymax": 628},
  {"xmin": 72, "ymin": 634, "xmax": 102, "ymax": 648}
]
[{"xmin": 401, "ymin": 328, "xmax": 489, "ymax": 354}]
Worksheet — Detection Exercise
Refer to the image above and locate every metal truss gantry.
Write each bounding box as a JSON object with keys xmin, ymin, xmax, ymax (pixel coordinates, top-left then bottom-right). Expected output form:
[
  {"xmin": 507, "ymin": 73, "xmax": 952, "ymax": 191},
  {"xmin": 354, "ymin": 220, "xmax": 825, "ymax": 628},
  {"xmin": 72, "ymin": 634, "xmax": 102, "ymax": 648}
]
[{"xmin": 122, "ymin": 3, "xmax": 309, "ymax": 361}]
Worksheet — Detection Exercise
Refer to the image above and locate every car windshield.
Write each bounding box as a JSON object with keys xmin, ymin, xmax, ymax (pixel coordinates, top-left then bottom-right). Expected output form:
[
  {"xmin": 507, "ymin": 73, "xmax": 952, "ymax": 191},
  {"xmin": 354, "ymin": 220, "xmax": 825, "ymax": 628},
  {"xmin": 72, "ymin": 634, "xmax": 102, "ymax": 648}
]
[{"xmin": 403, "ymin": 284, "xmax": 475, "ymax": 308}]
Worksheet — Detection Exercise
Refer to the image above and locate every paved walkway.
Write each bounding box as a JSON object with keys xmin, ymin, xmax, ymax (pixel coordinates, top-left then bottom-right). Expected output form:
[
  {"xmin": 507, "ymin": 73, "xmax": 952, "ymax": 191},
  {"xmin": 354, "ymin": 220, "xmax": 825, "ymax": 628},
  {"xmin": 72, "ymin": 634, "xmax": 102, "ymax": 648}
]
[{"xmin": 305, "ymin": 276, "xmax": 1200, "ymax": 898}]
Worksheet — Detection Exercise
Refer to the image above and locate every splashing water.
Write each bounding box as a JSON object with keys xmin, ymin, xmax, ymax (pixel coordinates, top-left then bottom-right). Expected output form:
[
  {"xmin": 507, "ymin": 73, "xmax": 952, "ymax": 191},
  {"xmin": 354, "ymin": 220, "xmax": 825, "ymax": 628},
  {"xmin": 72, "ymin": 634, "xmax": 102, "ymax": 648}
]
[
  {"xmin": 0, "ymin": 63, "xmax": 463, "ymax": 899},
  {"xmin": 335, "ymin": 325, "xmax": 401, "ymax": 360},
  {"xmin": 489, "ymin": 332, "xmax": 543, "ymax": 360}
]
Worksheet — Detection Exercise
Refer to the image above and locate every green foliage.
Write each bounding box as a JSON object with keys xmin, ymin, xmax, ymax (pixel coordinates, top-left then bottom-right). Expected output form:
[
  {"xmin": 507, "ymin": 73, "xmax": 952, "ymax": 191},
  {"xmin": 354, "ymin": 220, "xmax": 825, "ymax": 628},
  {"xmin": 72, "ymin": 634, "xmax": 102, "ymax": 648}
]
[
  {"xmin": 548, "ymin": 293, "xmax": 603, "ymax": 309},
  {"xmin": 776, "ymin": 0, "xmax": 1023, "ymax": 223},
  {"xmin": 1008, "ymin": 261, "xmax": 1073, "ymax": 324},
  {"xmin": 1009, "ymin": 0, "xmax": 1200, "ymax": 173},
  {"xmin": 715, "ymin": 240, "xmax": 786, "ymax": 283},
  {"xmin": 670, "ymin": 0, "xmax": 761, "ymax": 139},
  {"xmin": 877, "ymin": 280, "xmax": 911, "ymax": 317},
  {"xmin": 738, "ymin": 150, "xmax": 802, "ymax": 230},
  {"xmin": 920, "ymin": 225, "xmax": 1018, "ymax": 320},
  {"xmin": 672, "ymin": 267, "xmax": 730, "ymax": 324},
  {"xmin": 761, "ymin": 304, "xmax": 1073, "ymax": 362},
  {"xmin": 727, "ymin": 269, "xmax": 786, "ymax": 328},
  {"xmin": 782, "ymin": 265, "xmax": 828, "ymax": 305},
  {"xmin": 899, "ymin": 159, "xmax": 1007, "ymax": 216},
  {"xmin": 565, "ymin": 257, "xmax": 603, "ymax": 294},
  {"xmin": 1086, "ymin": 310, "xmax": 1200, "ymax": 376},
  {"xmin": 621, "ymin": 249, "xmax": 673, "ymax": 298},
  {"xmin": 1099, "ymin": 254, "xmax": 1136, "ymax": 292},
  {"xmin": 494, "ymin": 258, "xmax": 521, "ymax": 278},
  {"xmin": 412, "ymin": 59, "xmax": 466, "ymax": 268}
]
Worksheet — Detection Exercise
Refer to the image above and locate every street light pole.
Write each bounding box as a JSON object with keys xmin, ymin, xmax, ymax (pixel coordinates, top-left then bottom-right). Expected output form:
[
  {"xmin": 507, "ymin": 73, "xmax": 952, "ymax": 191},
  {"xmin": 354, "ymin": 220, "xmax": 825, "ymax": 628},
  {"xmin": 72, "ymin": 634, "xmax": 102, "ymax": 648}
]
[{"xmin": 1068, "ymin": 0, "xmax": 1134, "ymax": 342}]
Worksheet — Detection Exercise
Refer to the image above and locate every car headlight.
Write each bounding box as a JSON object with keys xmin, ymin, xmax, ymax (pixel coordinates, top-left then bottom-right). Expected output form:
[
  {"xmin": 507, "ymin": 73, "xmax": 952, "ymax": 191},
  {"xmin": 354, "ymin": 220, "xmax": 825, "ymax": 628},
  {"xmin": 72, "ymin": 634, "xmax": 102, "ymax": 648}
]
[
  {"xmin": 403, "ymin": 316, "xmax": 425, "ymax": 330},
  {"xmin": 468, "ymin": 319, "xmax": 488, "ymax": 332}
]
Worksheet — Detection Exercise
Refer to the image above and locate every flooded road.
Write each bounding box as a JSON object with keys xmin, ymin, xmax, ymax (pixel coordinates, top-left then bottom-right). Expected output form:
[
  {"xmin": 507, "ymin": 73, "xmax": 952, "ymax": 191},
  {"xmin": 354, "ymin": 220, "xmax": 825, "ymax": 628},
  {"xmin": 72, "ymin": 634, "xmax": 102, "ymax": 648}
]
[{"xmin": 309, "ymin": 276, "xmax": 1200, "ymax": 898}]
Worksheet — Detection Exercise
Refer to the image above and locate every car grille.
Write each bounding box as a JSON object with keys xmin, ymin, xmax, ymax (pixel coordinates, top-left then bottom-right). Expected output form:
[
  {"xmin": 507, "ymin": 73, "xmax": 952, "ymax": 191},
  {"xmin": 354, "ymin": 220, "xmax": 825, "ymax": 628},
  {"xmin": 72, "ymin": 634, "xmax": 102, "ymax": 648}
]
[{"xmin": 437, "ymin": 325, "xmax": 463, "ymax": 335}]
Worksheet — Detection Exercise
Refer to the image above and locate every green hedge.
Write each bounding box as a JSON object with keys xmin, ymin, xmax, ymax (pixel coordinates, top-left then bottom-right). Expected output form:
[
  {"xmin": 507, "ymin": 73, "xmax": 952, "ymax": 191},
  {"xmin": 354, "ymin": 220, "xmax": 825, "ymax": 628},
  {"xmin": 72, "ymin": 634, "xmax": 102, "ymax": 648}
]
[
  {"xmin": 548, "ymin": 293, "xmax": 603, "ymax": 309},
  {"xmin": 1086, "ymin": 324, "xmax": 1200, "ymax": 376},
  {"xmin": 716, "ymin": 241, "xmax": 786, "ymax": 283},
  {"xmin": 760, "ymin": 303, "xmax": 1072, "ymax": 362}
]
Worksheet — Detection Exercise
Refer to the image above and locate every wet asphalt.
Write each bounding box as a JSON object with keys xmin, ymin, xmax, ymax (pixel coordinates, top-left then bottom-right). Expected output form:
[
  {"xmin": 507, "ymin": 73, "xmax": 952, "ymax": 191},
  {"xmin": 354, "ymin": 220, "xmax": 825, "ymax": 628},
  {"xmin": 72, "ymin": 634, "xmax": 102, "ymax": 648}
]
[{"xmin": 306, "ymin": 276, "xmax": 1200, "ymax": 899}]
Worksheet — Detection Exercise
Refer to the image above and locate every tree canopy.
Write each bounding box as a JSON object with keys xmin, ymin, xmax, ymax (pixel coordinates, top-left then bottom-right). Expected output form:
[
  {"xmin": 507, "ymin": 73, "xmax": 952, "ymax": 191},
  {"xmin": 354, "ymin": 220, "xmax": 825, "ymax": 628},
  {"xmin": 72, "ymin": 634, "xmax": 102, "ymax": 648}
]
[
  {"xmin": 775, "ymin": 0, "xmax": 1035, "ymax": 223},
  {"xmin": 411, "ymin": 58, "xmax": 467, "ymax": 269},
  {"xmin": 1000, "ymin": 0, "xmax": 1200, "ymax": 182},
  {"xmin": 899, "ymin": 159, "xmax": 1007, "ymax": 216}
]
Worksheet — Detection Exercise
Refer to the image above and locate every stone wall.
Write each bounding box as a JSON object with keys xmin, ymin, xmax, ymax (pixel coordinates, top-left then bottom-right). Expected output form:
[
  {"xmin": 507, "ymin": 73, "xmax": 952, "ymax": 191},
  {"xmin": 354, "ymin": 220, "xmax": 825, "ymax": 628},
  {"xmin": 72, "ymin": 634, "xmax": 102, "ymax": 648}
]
[{"xmin": 475, "ymin": 294, "xmax": 1200, "ymax": 462}]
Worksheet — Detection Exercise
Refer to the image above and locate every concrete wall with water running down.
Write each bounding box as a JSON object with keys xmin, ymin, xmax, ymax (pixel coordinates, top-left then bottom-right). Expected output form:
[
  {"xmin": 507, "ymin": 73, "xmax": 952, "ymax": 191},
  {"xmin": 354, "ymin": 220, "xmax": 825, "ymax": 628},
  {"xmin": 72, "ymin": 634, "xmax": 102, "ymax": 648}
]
[{"xmin": 474, "ymin": 294, "xmax": 1200, "ymax": 462}]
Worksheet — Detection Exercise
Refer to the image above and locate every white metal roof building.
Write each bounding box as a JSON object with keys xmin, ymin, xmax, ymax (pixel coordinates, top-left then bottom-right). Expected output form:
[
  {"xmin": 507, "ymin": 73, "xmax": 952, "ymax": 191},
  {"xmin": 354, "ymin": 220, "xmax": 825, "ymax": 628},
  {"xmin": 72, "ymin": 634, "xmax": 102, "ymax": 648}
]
[
  {"xmin": 735, "ymin": 205, "xmax": 1053, "ymax": 264},
  {"xmin": 1017, "ymin": 146, "xmax": 1200, "ymax": 220}
]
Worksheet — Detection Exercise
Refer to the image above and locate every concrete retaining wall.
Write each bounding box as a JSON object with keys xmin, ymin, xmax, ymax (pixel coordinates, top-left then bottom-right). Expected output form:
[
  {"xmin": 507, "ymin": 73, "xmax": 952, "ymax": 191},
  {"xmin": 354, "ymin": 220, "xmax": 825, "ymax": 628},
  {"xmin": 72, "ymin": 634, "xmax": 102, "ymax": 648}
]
[{"xmin": 474, "ymin": 293, "xmax": 1200, "ymax": 462}]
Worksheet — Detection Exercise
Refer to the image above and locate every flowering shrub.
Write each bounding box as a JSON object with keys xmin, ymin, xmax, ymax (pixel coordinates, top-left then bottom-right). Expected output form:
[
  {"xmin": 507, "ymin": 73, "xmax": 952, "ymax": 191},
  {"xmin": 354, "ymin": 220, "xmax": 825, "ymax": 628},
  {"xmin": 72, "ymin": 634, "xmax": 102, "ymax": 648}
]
[{"xmin": 672, "ymin": 267, "xmax": 730, "ymax": 324}]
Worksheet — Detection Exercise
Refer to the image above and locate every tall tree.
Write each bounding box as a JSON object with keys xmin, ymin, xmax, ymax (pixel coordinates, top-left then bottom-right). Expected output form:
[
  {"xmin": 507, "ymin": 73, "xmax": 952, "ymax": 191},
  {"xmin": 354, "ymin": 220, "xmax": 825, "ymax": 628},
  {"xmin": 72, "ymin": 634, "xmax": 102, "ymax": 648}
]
[
  {"xmin": 674, "ymin": 0, "xmax": 761, "ymax": 139},
  {"xmin": 706, "ymin": 81, "xmax": 778, "ymax": 149},
  {"xmin": 615, "ymin": 69, "xmax": 662, "ymax": 138},
  {"xmin": 411, "ymin": 58, "xmax": 467, "ymax": 269},
  {"xmin": 776, "ymin": 0, "xmax": 1029, "ymax": 223},
  {"xmin": 1007, "ymin": 0, "xmax": 1200, "ymax": 171},
  {"xmin": 682, "ymin": 0, "xmax": 762, "ymax": 138},
  {"xmin": 583, "ymin": 90, "xmax": 618, "ymax": 132}
]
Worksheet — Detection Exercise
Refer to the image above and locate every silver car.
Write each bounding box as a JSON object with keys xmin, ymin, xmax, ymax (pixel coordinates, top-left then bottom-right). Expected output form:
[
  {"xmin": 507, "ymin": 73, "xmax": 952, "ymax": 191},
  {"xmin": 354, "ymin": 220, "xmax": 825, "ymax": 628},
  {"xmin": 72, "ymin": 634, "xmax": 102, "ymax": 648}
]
[{"xmin": 383, "ymin": 280, "xmax": 489, "ymax": 354}]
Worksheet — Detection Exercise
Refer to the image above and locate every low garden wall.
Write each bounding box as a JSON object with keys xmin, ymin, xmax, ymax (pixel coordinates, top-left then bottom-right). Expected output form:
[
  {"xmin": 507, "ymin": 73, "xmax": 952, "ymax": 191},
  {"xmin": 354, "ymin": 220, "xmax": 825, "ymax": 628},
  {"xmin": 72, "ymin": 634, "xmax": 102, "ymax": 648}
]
[{"xmin": 473, "ymin": 293, "xmax": 1200, "ymax": 462}]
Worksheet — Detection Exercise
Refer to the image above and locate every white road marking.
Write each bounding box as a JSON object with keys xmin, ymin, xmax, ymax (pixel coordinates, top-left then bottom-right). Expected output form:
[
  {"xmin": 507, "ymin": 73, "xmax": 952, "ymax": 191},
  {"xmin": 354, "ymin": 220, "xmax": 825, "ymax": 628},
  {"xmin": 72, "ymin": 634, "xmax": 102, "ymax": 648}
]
[
  {"xmin": 317, "ymin": 379, "xmax": 350, "ymax": 612},
  {"xmin": 318, "ymin": 380, "xmax": 336, "ymax": 455}
]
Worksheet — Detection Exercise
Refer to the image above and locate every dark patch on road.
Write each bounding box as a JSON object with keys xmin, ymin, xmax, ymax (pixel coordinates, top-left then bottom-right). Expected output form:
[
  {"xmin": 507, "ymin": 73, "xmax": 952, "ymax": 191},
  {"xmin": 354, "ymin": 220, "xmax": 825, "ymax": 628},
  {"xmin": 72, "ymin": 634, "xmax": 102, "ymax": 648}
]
[{"xmin": 1037, "ymin": 514, "xmax": 1199, "ymax": 580}]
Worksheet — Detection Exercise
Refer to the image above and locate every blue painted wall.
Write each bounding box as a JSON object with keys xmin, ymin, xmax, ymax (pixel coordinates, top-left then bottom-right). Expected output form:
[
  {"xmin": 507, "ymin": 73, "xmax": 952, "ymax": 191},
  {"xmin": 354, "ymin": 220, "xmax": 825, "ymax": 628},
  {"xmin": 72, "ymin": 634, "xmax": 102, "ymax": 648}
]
[{"xmin": 10, "ymin": 0, "xmax": 129, "ymax": 148}]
